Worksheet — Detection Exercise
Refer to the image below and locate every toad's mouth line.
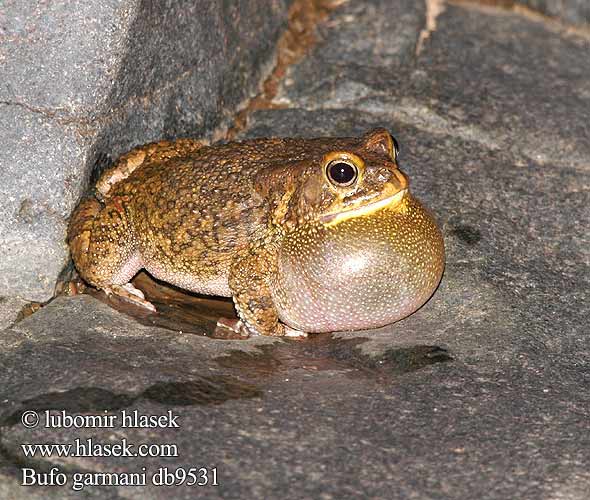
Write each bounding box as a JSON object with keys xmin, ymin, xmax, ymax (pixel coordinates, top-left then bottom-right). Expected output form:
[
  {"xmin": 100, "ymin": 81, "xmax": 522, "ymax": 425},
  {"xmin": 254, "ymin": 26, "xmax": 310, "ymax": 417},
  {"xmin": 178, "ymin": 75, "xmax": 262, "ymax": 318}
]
[{"xmin": 321, "ymin": 188, "xmax": 408, "ymax": 226}]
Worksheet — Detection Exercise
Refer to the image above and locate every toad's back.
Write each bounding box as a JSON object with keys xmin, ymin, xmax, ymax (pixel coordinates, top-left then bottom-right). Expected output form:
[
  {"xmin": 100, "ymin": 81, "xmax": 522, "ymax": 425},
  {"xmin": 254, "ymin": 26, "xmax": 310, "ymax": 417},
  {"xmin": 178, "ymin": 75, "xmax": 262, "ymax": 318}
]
[{"xmin": 87, "ymin": 136, "xmax": 364, "ymax": 296}]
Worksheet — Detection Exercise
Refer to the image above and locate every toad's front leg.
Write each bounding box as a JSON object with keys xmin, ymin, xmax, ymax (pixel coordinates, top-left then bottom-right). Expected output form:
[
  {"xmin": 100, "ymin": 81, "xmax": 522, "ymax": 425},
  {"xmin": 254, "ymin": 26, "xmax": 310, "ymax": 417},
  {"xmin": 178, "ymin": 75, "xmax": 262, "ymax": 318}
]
[{"xmin": 226, "ymin": 244, "xmax": 306, "ymax": 338}]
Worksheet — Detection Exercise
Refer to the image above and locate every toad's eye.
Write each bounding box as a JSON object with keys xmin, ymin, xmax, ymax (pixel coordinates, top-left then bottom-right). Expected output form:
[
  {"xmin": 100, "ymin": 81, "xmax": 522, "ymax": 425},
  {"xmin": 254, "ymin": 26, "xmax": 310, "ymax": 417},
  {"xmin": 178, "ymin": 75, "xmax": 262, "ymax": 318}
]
[
  {"xmin": 326, "ymin": 160, "xmax": 358, "ymax": 187},
  {"xmin": 392, "ymin": 135, "xmax": 400, "ymax": 160}
]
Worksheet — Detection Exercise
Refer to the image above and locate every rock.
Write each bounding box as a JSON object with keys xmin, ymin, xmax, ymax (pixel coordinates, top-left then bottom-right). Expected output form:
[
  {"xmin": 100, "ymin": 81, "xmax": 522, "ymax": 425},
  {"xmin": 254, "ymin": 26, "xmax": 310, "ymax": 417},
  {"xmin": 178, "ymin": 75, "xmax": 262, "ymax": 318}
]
[
  {"xmin": 518, "ymin": 0, "xmax": 590, "ymax": 26},
  {"xmin": 0, "ymin": 295, "xmax": 451, "ymax": 498},
  {"xmin": 0, "ymin": 0, "xmax": 290, "ymax": 302},
  {"xmin": 276, "ymin": 1, "xmax": 590, "ymax": 172},
  {"xmin": 0, "ymin": 297, "xmax": 29, "ymax": 331},
  {"xmin": 275, "ymin": 0, "xmax": 425, "ymax": 109}
]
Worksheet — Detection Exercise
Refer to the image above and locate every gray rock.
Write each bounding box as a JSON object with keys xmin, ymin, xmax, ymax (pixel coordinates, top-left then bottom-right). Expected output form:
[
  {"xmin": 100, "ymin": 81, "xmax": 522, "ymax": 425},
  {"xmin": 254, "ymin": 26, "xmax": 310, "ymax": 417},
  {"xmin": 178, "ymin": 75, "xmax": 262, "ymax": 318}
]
[
  {"xmin": 276, "ymin": 1, "xmax": 590, "ymax": 173},
  {"xmin": 0, "ymin": 0, "xmax": 290, "ymax": 302},
  {"xmin": 0, "ymin": 105, "xmax": 89, "ymax": 302},
  {"xmin": 402, "ymin": 3, "xmax": 590, "ymax": 172},
  {"xmin": 0, "ymin": 297, "xmax": 28, "ymax": 331},
  {"xmin": 518, "ymin": 0, "xmax": 590, "ymax": 25},
  {"xmin": 275, "ymin": 0, "xmax": 425, "ymax": 109}
]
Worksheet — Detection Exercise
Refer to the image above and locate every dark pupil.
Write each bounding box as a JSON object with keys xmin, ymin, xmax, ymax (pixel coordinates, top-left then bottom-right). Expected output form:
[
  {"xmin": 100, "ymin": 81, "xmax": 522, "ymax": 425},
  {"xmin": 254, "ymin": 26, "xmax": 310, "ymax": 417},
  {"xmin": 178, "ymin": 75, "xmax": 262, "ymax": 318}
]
[{"xmin": 329, "ymin": 162, "xmax": 356, "ymax": 184}]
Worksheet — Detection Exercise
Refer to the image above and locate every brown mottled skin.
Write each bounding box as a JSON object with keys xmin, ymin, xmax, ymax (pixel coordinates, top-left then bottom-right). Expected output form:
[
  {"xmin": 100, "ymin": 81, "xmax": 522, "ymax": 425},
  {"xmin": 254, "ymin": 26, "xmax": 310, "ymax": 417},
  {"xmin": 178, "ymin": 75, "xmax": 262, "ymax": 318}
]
[{"xmin": 68, "ymin": 129, "xmax": 445, "ymax": 337}]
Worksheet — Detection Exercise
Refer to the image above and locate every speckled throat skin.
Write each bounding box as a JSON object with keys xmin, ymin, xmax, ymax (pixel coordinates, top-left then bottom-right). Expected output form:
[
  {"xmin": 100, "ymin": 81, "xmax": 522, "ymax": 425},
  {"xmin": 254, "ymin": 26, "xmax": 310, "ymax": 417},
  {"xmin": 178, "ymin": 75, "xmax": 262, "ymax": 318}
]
[
  {"xmin": 273, "ymin": 195, "xmax": 444, "ymax": 333},
  {"xmin": 68, "ymin": 129, "xmax": 445, "ymax": 336}
]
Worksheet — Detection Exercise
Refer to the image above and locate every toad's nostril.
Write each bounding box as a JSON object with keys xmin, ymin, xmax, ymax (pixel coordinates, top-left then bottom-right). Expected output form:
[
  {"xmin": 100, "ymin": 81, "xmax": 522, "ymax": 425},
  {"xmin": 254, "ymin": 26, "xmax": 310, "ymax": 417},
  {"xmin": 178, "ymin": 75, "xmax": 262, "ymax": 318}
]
[{"xmin": 377, "ymin": 168, "xmax": 392, "ymax": 182}]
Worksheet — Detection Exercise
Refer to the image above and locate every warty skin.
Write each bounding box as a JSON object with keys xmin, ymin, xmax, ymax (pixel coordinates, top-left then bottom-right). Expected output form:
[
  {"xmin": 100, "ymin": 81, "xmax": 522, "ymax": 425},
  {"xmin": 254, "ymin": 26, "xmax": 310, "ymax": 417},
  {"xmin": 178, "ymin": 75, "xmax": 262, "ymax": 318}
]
[{"xmin": 68, "ymin": 129, "xmax": 444, "ymax": 337}]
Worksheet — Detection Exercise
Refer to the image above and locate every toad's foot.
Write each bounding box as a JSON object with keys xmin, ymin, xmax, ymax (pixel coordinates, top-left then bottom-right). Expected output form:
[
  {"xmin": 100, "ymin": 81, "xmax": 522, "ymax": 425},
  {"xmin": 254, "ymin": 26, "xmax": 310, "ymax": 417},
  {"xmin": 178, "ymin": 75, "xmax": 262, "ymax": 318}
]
[
  {"xmin": 57, "ymin": 279, "xmax": 87, "ymax": 297},
  {"xmin": 215, "ymin": 318, "xmax": 251, "ymax": 338},
  {"xmin": 105, "ymin": 283, "xmax": 157, "ymax": 313},
  {"xmin": 284, "ymin": 325, "xmax": 308, "ymax": 339},
  {"xmin": 216, "ymin": 318, "xmax": 307, "ymax": 339}
]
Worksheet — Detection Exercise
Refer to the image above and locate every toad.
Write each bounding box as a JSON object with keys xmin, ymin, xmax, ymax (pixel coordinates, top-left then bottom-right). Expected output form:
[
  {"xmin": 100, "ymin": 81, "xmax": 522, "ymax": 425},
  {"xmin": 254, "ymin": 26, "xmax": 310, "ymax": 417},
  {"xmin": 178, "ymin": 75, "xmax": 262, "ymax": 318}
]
[{"xmin": 68, "ymin": 129, "xmax": 444, "ymax": 337}]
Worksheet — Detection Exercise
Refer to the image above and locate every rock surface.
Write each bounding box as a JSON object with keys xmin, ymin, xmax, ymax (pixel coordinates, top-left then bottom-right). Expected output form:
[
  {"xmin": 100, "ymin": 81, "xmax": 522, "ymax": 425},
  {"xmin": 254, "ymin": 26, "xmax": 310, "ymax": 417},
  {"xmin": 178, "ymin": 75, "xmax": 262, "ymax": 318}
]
[
  {"xmin": 518, "ymin": 0, "xmax": 590, "ymax": 25},
  {"xmin": 0, "ymin": 0, "xmax": 290, "ymax": 302},
  {"xmin": 1, "ymin": 0, "xmax": 590, "ymax": 499},
  {"xmin": 0, "ymin": 297, "xmax": 28, "ymax": 331}
]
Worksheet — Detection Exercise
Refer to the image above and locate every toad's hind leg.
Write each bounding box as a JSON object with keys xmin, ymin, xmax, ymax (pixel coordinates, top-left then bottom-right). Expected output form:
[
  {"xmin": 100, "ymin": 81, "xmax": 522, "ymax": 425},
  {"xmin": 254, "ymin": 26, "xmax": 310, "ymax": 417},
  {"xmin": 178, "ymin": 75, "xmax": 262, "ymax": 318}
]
[{"xmin": 67, "ymin": 197, "xmax": 155, "ymax": 311}]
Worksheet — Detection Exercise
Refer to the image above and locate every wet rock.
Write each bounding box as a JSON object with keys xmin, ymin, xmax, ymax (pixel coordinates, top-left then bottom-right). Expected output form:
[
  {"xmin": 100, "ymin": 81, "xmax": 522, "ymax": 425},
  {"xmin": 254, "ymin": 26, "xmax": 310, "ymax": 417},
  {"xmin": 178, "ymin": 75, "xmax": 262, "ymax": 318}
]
[
  {"xmin": 0, "ymin": 295, "xmax": 453, "ymax": 499},
  {"xmin": 0, "ymin": 0, "xmax": 290, "ymax": 302},
  {"xmin": 0, "ymin": 265, "xmax": 589, "ymax": 499}
]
